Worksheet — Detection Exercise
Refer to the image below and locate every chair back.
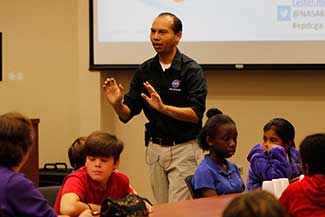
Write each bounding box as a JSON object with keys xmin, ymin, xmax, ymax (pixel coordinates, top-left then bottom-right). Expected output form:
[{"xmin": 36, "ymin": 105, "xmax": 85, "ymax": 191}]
[
  {"xmin": 38, "ymin": 185, "xmax": 61, "ymax": 207},
  {"xmin": 184, "ymin": 175, "xmax": 198, "ymax": 199}
]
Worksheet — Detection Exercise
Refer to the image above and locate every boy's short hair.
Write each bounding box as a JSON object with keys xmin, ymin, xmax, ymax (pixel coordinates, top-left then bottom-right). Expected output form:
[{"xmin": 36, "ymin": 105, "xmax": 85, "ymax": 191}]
[
  {"xmin": 0, "ymin": 112, "xmax": 34, "ymax": 167},
  {"xmin": 299, "ymin": 133, "xmax": 325, "ymax": 175},
  {"xmin": 68, "ymin": 136, "xmax": 86, "ymax": 170},
  {"xmin": 84, "ymin": 131, "xmax": 123, "ymax": 163}
]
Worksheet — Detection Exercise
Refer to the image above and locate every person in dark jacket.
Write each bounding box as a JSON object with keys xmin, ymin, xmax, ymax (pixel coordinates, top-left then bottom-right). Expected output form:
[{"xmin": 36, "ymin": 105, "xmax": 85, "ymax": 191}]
[{"xmin": 103, "ymin": 12, "xmax": 207, "ymax": 203}]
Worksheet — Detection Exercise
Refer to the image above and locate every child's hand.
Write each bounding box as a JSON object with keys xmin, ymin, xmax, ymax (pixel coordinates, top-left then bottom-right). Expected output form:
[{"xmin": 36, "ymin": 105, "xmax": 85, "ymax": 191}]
[
  {"xmin": 263, "ymin": 143, "xmax": 280, "ymax": 152},
  {"xmin": 145, "ymin": 201, "xmax": 153, "ymax": 214},
  {"xmin": 79, "ymin": 209, "xmax": 95, "ymax": 217}
]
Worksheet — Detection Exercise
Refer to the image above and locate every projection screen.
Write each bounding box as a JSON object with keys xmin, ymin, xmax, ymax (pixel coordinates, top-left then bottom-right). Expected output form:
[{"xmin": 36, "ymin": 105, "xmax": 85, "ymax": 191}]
[{"xmin": 89, "ymin": 0, "xmax": 325, "ymax": 70}]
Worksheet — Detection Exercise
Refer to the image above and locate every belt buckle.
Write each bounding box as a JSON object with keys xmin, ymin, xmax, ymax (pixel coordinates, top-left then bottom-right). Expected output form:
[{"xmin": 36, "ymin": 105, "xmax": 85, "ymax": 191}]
[
  {"xmin": 157, "ymin": 137, "xmax": 163, "ymax": 145},
  {"xmin": 156, "ymin": 137, "xmax": 175, "ymax": 146}
]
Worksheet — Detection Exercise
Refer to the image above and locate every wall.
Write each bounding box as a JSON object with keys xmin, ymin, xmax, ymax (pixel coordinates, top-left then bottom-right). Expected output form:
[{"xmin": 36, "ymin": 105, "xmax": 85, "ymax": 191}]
[
  {"xmin": 0, "ymin": 0, "xmax": 101, "ymax": 166},
  {"xmin": 1, "ymin": 0, "xmax": 325, "ymax": 204}
]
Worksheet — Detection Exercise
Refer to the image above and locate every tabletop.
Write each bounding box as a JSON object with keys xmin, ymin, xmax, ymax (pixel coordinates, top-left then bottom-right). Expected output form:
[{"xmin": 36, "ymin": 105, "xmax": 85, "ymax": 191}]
[{"xmin": 150, "ymin": 193, "xmax": 241, "ymax": 217}]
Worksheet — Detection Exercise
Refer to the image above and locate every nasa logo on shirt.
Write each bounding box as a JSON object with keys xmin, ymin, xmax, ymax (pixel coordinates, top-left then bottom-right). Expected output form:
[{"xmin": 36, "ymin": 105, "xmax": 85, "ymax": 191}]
[{"xmin": 169, "ymin": 79, "xmax": 181, "ymax": 92}]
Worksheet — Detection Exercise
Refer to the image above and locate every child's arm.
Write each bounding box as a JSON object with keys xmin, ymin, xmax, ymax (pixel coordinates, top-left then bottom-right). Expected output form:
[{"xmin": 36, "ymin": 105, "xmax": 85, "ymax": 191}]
[
  {"xmin": 59, "ymin": 192, "xmax": 99, "ymax": 217},
  {"xmin": 250, "ymin": 145, "xmax": 292, "ymax": 180},
  {"xmin": 129, "ymin": 184, "xmax": 137, "ymax": 194},
  {"xmin": 196, "ymin": 188, "xmax": 218, "ymax": 198}
]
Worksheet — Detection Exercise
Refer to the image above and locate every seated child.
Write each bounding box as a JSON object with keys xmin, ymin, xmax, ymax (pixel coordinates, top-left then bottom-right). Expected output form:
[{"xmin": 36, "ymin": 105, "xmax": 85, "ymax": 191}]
[
  {"xmin": 68, "ymin": 136, "xmax": 86, "ymax": 170},
  {"xmin": 223, "ymin": 189, "xmax": 287, "ymax": 217},
  {"xmin": 192, "ymin": 108, "xmax": 244, "ymax": 198},
  {"xmin": 68, "ymin": 136, "xmax": 137, "ymax": 195},
  {"xmin": 54, "ymin": 131, "xmax": 134, "ymax": 216},
  {"xmin": 246, "ymin": 118, "xmax": 301, "ymax": 190},
  {"xmin": 0, "ymin": 112, "xmax": 58, "ymax": 217},
  {"xmin": 279, "ymin": 133, "xmax": 325, "ymax": 217},
  {"xmin": 0, "ymin": 112, "xmax": 93, "ymax": 217}
]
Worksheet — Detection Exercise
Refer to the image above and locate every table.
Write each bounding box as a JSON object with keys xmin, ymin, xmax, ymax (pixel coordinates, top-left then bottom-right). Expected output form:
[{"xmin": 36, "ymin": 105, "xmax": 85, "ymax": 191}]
[{"xmin": 150, "ymin": 193, "xmax": 240, "ymax": 217}]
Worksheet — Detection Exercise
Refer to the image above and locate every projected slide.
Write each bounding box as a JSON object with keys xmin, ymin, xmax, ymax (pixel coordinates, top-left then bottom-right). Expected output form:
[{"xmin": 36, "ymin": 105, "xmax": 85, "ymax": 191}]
[{"xmin": 97, "ymin": 0, "xmax": 325, "ymax": 42}]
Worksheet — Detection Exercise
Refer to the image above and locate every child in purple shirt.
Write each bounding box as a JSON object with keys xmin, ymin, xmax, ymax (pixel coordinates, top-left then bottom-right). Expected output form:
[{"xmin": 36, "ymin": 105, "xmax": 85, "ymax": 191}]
[
  {"xmin": 246, "ymin": 118, "xmax": 301, "ymax": 190},
  {"xmin": 0, "ymin": 112, "xmax": 91, "ymax": 217}
]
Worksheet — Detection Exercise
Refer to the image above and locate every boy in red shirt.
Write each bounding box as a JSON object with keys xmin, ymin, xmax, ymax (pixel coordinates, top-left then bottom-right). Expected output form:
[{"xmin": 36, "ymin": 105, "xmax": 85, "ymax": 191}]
[{"xmin": 54, "ymin": 131, "xmax": 134, "ymax": 216}]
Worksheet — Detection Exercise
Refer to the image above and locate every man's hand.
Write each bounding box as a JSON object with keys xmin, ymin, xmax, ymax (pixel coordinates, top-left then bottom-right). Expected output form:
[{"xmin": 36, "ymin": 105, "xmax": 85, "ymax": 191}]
[
  {"xmin": 103, "ymin": 77, "xmax": 124, "ymax": 106},
  {"xmin": 141, "ymin": 81, "xmax": 165, "ymax": 112},
  {"xmin": 141, "ymin": 81, "xmax": 199, "ymax": 123}
]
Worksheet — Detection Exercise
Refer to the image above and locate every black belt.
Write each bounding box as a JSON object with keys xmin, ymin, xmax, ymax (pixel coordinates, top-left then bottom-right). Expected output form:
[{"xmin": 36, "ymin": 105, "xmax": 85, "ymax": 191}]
[{"xmin": 150, "ymin": 136, "xmax": 193, "ymax": 147}]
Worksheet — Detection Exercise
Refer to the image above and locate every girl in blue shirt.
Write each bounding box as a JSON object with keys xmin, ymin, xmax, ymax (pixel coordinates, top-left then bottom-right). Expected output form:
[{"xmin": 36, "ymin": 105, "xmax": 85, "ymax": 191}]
[{"xmin": 192, "ymin": 108, "xmax": 244, "ymax": 198}]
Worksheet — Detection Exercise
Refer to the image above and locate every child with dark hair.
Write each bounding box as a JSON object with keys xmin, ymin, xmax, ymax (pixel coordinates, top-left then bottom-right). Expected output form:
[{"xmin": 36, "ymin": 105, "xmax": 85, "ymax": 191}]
[
  {"xmin": 279, "ymin": 133, "xmax": 325, "ymax": 217},
  {"xmin": 68, "ymin": 137, "xmax": 87, "ymax": 170},
  {"xmin": 0, "ymin": 112, "xmax": 58, "ymax": 217},
  {"xmin": 54, "ymin": 131, "xmax": 134, "ymax": 216},
  {"xmin": 223, "ymin": 189, "xmax": 287, "ymax": 217},
  {"xmin": 192, "ymin": 108, "xmax": 244, "ymax": 198},
  {"xmin": 0, "ymin": 112, "xmax": 92, "ymax": 217},
  {"xmin": 246, "ymin": 118, "xmax": 301, "ymax": 190}
]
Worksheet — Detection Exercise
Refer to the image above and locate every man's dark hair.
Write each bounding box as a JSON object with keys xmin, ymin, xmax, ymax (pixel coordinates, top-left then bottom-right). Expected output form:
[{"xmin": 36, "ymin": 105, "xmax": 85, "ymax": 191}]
[
  {"xmin": 85, "ymin": 131, "xmax": 124, "ymax": 163},
  {"xmin": 158, "ymin": 12, "xmax": 182, "ymax": 33}
]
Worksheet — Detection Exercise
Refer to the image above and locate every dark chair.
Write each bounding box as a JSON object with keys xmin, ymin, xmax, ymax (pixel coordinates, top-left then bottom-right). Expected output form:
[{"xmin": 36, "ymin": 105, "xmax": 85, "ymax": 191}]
[
  {"xmin": 184, "ymin": 175, "xmax": 199, "ymax": 199},
  {"xmin": 38, "ymin": 185, "xmax": 61, "ymax": 207}
]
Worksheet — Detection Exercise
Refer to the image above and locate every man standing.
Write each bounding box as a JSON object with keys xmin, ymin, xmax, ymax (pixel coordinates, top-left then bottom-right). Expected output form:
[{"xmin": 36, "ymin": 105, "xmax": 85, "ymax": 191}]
[{"xmin": 103, "ymin": 12, "xmax": 207, "ymax": 203}]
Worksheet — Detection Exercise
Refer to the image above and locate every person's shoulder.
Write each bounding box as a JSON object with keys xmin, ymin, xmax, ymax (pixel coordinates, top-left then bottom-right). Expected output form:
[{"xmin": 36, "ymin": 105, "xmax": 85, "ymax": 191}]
[
  {"xmin": 195, "ymin": 163, "xmax": 210, "ymax": 174},
  {"xmin": 139, "ymin": 55, "xmax": 158, "ymax": 69},
  {"xmin": 280, "ymin": 179, "xmax": 302, "ymax": 202},
  {"xmin": 251, "ymin": 143, "xmax": 263, "ymax": 151},
  {"xmin": 69, "ymin": 166, "xmax": 87, "ymax": 177},
  {"xmin": 181, "ymin": 52, "xmax": 196, "ymax": 62},
  {"xmin": 288, "ymin": 146, "xmax": 300, "ymax": 157},
  {"xmin": 5, "ymin": 171, "xmax": 39, "ymax": 197},
  {"xmin": 247, "ymin": 144, "xmax": 264, "ymax": 160},
  {"xmin": 180, "ymin": 52, "xmax": 202, "ymax": 69},
  {"xmin": 226, "ymin": 160, "xmax": 240, "ymax": 171},
  {"xmin": 111, "ymin": 170, "xmax": 130, "ymax": 182},
  {"xmin": 193, "ymin": 164, "xmax": 213, "ymax": 183},
  {"xmin": 0, "ymin": 166, "xmax": 18, "ymax": 183},
  {"xmin": 194, "ymin": 156, "xmax": 214, "ymax": 175},
  {"xmin": 0, "ymin": 168, "xmax": 32, "ymax": 189},
  {"xmin": 285, "ymin": 179, "xmax": 302, "ymax": 193},
  {"xmin": 8, "ymin": 172, "xmax": 31, "ymax": 187},
  {"xmin": 63, "ymin": 166, "xmax": 88, "ymax": 184}
]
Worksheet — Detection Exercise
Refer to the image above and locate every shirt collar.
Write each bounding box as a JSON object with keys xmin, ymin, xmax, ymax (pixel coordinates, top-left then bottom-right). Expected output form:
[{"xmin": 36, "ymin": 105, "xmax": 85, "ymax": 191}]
[
  {"xmin": 154, "ymin": 48, "xmax": 182, "ymax": 72},
  {"xmin": 88, "ymin": 174, "xmax": 107, "ymax": 192},
  {"xmin": 205, "ymin": 155, "xmax": 235, "ymax": 176}
]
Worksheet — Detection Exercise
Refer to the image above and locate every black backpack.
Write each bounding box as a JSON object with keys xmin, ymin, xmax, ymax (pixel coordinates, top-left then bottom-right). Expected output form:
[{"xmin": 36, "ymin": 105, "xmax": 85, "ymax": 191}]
[{"xmin": 100, "ymin": 194, "xmax": 152, "ymax": 217}]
